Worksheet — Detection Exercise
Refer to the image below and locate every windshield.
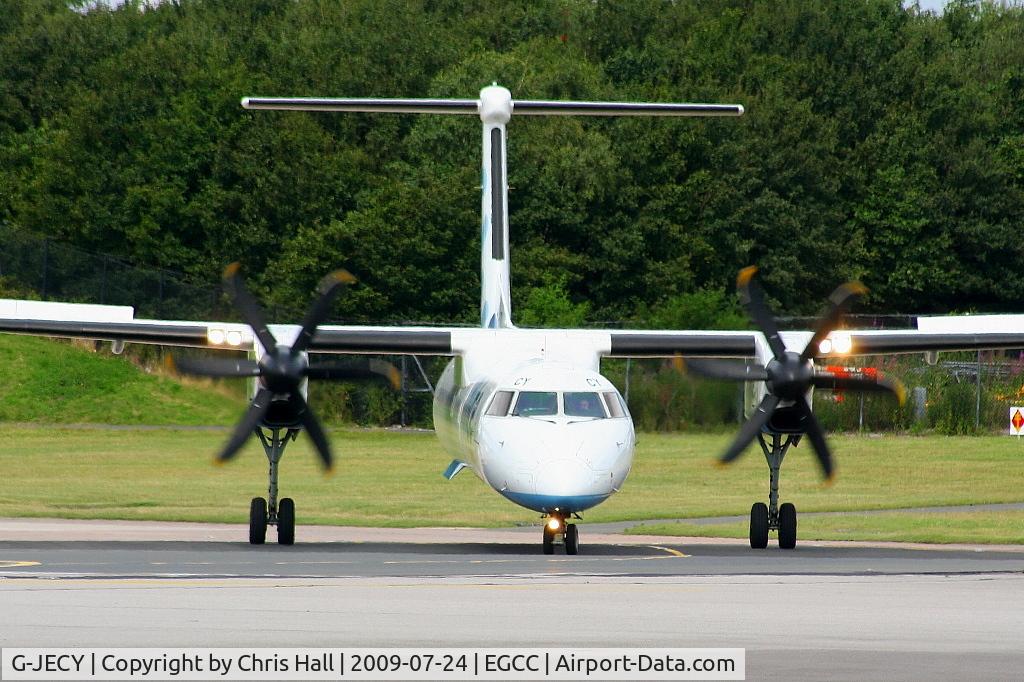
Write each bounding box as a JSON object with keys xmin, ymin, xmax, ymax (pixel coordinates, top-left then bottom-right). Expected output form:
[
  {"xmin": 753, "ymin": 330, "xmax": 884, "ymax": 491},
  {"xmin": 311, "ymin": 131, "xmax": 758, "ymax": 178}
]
[
  {"xmin": 511, "ymin": 391, "xmax": 558, "ymax": 417},
  {"xmin": 486, "ymin": 390, "xmax": 514, "ymax": 416},
  {"xmin": 564, "ymin": 391, "xmax": 607, "ymax": 418}
]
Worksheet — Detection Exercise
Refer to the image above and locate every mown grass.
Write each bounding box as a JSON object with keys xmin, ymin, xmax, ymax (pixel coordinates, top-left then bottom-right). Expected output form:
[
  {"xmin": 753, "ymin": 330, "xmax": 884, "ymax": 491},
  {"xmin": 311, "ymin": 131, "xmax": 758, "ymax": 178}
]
[
  {"xmin": 1, "ymin": 427, "xmax": 1023, "ymax": 543},
  {"xmin": 603, "ymin": 432, "xmax": 1024, "ymax": 521}
]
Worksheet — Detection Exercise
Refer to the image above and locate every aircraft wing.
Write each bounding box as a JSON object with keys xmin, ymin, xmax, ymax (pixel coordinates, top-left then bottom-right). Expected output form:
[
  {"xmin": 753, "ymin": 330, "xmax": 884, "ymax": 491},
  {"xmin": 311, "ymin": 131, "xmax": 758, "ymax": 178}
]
[
  {"xmin": 813, "ymin": 314, "xmax": 1024, "ymax": 358},
  {"xmin": 308, "ymin": 326, "xmax": 454, "ymax": 354},
  {"xmin": 0, "ymin": 304, "xmax": 757, "ymax": 358},
  {"xmin": 0, "ymin": 299, "xmax": 461, "ymax": 354},
  {"xmin": 0, "ymin": 300, "xmax": 217, "ymax": 348},
  {"xmin": 3, "ymin": 299, "xmax": 1024, "ymax": 359},
  {"xmin": 603, "ymin": 330, "xmax": 757, "ymax": 358},
  {"xmin": 0, "ymin": 317, "xmax": 216, "ymax": 348},
  {"xmin": 604, "ymin": 327, "xmax": 1024, "ymax": 360},
  {"xmin": 837, "ymin": 329, "xmax": 1024, "ymax": 357}
]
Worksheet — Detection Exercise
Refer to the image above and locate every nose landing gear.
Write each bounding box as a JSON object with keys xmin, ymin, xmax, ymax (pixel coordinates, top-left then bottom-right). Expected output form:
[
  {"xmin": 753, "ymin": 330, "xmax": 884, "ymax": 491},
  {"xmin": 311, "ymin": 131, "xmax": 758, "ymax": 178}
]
[{"xmin": 541, "ymin": 513, "xmax": 580, "ymax": 555}]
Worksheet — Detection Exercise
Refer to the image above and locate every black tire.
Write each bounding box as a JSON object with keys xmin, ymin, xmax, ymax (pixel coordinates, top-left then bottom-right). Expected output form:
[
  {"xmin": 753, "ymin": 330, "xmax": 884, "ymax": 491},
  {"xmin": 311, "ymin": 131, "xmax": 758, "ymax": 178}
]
[
  {"xmin": 277, "ymin": 497, "xmax": 295, "ymax": 546},
  {"xmin": 542, "ymin": 525, "xmax": 555, "ymax": 555},
  {"xmin": 778, "ymin": 502, "xmax": 797, "ymax": 550},
  {"xmin": 565, "ymin": 524, "xmax": 579, "ymax": 555},
  {"xmin": 249, "ymin": 497, "xmax": 267, "ymax": 545},
  {"xmin": 749, "ymin": 502, "xmax": 769, "ymax": 549}
]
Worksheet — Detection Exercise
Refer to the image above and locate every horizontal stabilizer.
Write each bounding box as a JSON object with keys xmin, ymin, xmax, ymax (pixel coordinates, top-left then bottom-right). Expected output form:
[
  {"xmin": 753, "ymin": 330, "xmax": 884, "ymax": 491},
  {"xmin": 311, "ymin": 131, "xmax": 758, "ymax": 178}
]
[
  {"xmin": 242, "ymin": 97, "xmax": 743, "ymax": 118},
  {"xmin": 442, "ymin": 459, "xmax": 468, "ymax": 481},
  {"xmin": 242, "ymin": 97, "xmax": 479, "ymax": 114},
  {"xmin": 512, "ymin": 100, "xmax": 743, "ymax": 117}
]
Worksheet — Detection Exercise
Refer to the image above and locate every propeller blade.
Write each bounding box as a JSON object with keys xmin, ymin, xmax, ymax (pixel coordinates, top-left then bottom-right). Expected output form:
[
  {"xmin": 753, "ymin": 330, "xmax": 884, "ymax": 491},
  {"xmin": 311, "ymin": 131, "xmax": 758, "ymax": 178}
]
[
  {"xmin": 222, "ymin": 262, "xmax": 279, "ymax": 353},
  {"xmin": 165, "ymin": 354, "xmax": 261, "ymax": 378},
  {"xmin": 796, "ymin": 396, "xmax": 835, "ymax": 481},
  {"xmin": 291, "ymin": 269, "xmax": 357, "ymax": 354},
  {"xmin": 800, "ymin": 281, "xmax": 867, "ymax": 362},
  {"xmin": 217, "ymin": 388, "xmax": 274, "ymax": 464},
  {"xmin": 684, "ymin": 358, "xmax": 769, "ymax": 382},
  {"xmin": 305, "ymin": 358, "xmax": 401, "ymax": 389},
  {"xmin": 737, "ymin": 266, "xmax": 787, "ymax": 360},
  {"xmin": 369, "ymin": 359, "xmax": 403, "ymax": 390},
  {"xmin": 812, "ymin": 366, "xmax": 907, "ymax": 404},
  {"xmin": 292, "ymin": 392, "xmax": 334, "ymax": 470},
  {"xmin": 719, "ymin": 393, "xmax": 780, "ymax": 465}
]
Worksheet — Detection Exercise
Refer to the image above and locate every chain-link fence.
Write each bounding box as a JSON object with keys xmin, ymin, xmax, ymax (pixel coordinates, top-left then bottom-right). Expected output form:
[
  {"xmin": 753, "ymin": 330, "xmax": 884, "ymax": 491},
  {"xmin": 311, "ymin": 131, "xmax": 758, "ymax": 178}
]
[
  {"xmin": 2, "ymin": 223, "xmax": 1023, "ymax": 432},
  {"xmin": 0, "ymin": 223, "xmax": 441, "ymax": 426},
  {"xmin": 0, "ymin": 223, "xmax": 232, "ymax": 321}
]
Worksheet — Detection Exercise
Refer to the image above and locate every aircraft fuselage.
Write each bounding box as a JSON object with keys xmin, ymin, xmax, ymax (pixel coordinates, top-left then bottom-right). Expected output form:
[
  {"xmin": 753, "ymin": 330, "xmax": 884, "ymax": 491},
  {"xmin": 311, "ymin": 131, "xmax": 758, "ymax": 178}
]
[{"xmin": 433, "ymin": 331, "xmax": 635, "ymax": 515}]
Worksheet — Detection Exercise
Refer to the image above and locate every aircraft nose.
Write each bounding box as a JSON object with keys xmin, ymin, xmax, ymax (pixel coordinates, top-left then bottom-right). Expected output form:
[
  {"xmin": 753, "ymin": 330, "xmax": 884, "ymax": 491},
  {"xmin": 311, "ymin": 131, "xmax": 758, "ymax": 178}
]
[
  {"xmin": 529, "ymin": 455, "xmax": 615, "ymax": 513},
  {"xmin": 538, "ymin": 457, "xmax": 604, "ymax": 495},
  {"xmin": 486, "ymin": 419, "xmax": 630, "ymax": 514}
]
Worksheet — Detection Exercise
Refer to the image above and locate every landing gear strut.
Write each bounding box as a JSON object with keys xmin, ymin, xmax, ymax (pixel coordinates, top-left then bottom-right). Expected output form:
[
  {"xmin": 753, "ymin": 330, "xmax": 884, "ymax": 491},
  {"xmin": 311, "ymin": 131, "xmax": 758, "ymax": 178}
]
[
  {"xmin": 248, "ymin": 427, "xmax": 299, "ymax": 546},
  {"xmin": 749, "ymin": 433, "xmax": 798, "ymax": 550},
  {"xmin": 541, "ymin": 513, "xmax": 580, "ymax": 555}
]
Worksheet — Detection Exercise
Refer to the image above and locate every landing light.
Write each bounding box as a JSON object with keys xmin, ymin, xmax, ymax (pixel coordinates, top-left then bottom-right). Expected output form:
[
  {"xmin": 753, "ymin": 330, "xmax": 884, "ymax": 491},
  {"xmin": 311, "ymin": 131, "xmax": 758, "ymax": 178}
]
[
  {"xmin": 820, "ymin": 333, "xmax": 852, "ymax": 355},
  {"xmin": 547, "ymin": 518, "xmax": 561, "ymax": 531},
  {"xmin": 207, "ymin": 328, "xmax": 245, "ymax": 347}
]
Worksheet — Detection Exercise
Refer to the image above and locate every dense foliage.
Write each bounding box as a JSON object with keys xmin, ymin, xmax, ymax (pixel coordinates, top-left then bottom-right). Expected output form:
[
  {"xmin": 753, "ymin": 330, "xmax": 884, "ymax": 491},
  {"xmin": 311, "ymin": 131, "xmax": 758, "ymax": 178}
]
[{"xmin": 1, "ymin": 0, "xmax": 1022, "ymax": 327}]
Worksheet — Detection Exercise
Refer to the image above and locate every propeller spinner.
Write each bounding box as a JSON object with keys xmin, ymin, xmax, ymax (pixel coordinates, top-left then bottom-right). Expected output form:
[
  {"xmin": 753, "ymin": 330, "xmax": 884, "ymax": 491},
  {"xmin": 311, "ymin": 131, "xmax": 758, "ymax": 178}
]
[
  {"xmin": 167, "ymin": 264, "xmax": 399, "ymax": 470},
  {"xmin": 687, "ymin": 267, "xmax": 906, "ymax": 480}
]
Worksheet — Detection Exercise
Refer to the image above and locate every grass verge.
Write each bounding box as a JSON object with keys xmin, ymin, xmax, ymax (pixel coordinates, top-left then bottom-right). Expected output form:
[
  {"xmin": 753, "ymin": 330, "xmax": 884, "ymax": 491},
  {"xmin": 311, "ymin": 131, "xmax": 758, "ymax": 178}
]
[
  {"xmin": 0, "ymin": 335, "xmax": 243, "ymax": 424},
  {"xmin": 0, "ymin": 428, "xmax": 1022, "ymax": 543}
]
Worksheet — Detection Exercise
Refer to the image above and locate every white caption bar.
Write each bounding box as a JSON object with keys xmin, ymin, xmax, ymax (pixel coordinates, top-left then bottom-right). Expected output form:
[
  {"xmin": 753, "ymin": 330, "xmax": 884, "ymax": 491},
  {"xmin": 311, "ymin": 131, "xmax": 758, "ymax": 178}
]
[{"xmin": 0, "ymin": 648, "xmax": 744, "ymax": 680}]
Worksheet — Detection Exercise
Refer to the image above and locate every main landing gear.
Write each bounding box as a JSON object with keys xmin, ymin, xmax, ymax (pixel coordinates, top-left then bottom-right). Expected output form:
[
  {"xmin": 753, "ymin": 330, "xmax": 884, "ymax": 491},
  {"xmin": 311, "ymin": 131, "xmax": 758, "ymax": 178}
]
[
  {"xmin": 541, "ymin": 513, "xmax": 580, "ymax": 555},
  {"xmin": 248, "ymin": 427, "xmax": 299, "ymax": 546},
  {"xmin": 749, "ymin": 433, "xmax": 799, "ymax": 550}
]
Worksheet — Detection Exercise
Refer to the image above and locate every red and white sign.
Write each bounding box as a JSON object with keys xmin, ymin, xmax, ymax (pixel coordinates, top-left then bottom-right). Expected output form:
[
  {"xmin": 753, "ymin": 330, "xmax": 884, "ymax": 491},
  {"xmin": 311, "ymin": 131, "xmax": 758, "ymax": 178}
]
[{"xmin": 1010, "ymin": 407, "xmax": 1024, "ymax": 436}]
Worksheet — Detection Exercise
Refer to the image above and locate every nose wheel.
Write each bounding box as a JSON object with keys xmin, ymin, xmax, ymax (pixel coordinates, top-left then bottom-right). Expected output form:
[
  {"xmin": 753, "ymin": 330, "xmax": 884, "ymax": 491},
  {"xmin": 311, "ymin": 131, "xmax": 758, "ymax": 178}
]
[
  {"xmin": 541, "ymin": 514, "xmax": 580, "ymax": 554},
  {"xmin": 564, "ymin": 523, "xmax": 579, "ymax": 554}
]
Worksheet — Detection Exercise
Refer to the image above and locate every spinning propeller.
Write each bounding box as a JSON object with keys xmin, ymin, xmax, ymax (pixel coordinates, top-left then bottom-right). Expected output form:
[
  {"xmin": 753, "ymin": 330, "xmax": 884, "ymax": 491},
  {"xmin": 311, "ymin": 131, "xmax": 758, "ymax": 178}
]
[
  {"xmin": 167, "ymin": 263, "xmax": 400, "ymax": 470},
  {"xmin": 687, "ymin": 267, "xmax": 906, "ymax": 480}
]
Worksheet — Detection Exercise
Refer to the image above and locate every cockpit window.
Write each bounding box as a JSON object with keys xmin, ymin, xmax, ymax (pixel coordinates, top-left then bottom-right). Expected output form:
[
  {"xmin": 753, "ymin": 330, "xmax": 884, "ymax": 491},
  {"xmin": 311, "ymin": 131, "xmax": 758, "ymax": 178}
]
[
  {"xmin": 602, "ymin": 391, "xmax": 625, "ymax": 418},
  {"xmin": 564, "ymin": 392, "xmax": 607, "ymax": 418},
  {"xmin": 486, "ymin": 390, "xmax": 515, "ymax": 417},
  {"xmin": 511, "ymin": 391, "xmax": 557, "ymax": 417}
]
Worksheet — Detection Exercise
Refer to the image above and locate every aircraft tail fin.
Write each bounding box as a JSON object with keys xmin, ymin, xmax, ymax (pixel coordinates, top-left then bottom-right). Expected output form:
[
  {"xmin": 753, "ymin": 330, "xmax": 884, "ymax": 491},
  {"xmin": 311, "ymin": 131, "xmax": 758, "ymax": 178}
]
[{"xmin": 479, "ymin": 86, "xmax": 512, "ymax": 329}]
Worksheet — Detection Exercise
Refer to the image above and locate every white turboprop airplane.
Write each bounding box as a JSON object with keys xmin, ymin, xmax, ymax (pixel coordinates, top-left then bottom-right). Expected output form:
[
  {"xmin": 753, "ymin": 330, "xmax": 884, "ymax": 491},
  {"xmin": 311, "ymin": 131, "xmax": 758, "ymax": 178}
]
[{"xmin": 3, "ymin": 85, "xmax": 1024, "ymax": 553}]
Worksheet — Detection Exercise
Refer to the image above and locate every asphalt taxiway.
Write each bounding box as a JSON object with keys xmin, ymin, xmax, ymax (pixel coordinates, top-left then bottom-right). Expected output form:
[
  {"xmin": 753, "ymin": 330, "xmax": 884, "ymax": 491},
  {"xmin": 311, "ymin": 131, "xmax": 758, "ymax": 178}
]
[{"xmin": 1, "ymin": 519, "xmax": 1023, "ymax": 681}]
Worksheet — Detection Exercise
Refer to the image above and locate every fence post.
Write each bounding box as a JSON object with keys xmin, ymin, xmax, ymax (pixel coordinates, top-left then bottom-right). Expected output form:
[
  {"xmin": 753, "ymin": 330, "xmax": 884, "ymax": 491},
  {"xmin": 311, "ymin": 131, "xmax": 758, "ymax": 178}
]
[
  {"xmin": 976, "ymin": 350, "xmax": 982, "ymax": 430},
  {"xmin": 913, "ymin": 387, "xmax": 927, "ymax": 424},
  {"xmin": 400, "ymin": 355, "xmax": 407, "ymax": 427}
]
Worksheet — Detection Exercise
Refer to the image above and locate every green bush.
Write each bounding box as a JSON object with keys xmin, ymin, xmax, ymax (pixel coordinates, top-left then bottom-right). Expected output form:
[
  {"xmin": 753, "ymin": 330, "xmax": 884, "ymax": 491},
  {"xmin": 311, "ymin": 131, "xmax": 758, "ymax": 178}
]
[
  {"xmin": 931, "ymin": 379, "xmax": 980, "ymax": 435},
  {"xmin": 622, "ymin": 361, "xmax": 738, "ymax": 432}
]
